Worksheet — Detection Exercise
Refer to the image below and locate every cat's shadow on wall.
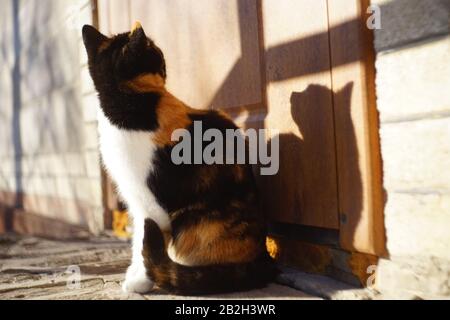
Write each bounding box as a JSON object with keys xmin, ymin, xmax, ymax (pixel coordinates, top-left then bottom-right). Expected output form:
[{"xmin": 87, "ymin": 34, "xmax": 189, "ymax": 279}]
[{"xmin": 256, "ymin": 83, "xmax": 362, "ymax": 248}]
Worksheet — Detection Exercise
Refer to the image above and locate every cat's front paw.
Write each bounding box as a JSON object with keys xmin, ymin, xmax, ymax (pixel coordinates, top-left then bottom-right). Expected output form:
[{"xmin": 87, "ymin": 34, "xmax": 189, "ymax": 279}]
[{"xmin": 122, "ymin": 265, "xmax": 154, "ymax": 294}]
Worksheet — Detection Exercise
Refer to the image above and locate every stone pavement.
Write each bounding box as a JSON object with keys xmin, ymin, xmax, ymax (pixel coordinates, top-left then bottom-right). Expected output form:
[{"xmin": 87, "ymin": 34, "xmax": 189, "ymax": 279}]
[{"xmin": 0, "ymin": 234, "xmax": 321, "ymax": 300}]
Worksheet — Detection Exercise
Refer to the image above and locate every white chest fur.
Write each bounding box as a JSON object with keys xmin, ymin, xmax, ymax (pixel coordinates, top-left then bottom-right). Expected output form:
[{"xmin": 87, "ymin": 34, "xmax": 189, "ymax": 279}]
[{"xmin": 97, "ymin": 109, "xmax": 170, "ymax": 231}]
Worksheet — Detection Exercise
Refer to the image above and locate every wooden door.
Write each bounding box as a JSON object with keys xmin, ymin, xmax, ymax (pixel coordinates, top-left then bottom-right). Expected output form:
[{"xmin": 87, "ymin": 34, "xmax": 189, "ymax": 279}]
[{"xmin": 97, "ymin": 0, "xmax": 385, "ymax": 256}]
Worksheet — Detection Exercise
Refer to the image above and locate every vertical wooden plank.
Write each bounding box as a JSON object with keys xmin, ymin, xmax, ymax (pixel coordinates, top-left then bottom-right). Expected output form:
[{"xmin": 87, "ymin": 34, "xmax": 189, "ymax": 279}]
[
  {"xmin": 327, "ymin": 0, "xmax": 386, "ymax": 255},
  {"xmin": 260, "ymin": 0, "xmax": 340, "ymax": 229},
  {"xmin": 129, "ymin": 0, "xmax": 262, "ymax": 111}
]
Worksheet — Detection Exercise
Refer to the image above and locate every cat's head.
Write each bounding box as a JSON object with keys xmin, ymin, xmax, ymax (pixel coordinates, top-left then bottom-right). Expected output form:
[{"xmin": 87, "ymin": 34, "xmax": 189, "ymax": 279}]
[{"xmin": 82, "ymin": 22, "xmax": 166, "ymax": 94}]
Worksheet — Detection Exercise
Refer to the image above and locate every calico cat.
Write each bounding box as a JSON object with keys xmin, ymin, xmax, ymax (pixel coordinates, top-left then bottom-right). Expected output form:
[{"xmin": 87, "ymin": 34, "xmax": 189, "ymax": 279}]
[{"xmin": 82, "ymin": 22, "xmax": 276, "ymax": 295}]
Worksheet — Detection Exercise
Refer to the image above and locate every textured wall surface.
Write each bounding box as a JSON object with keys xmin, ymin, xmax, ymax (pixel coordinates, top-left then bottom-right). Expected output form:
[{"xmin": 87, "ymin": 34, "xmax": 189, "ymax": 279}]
[
  {"xmin": 372, "ymin": 0, "xmax": 450, "ymax": 298},
  {"xmin": 373, "ymin": 0, "xmax": 449, "ymax": 52},
  {"xmin": 0, "ymin": 0, "xmax": 103, "ymax": 233}
]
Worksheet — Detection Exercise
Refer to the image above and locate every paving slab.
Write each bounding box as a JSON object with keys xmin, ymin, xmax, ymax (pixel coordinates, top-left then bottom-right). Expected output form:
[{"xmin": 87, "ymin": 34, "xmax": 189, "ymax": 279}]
[{"xmin": 0, "ymin": 234, "xmax": 321, "ymax": 300}]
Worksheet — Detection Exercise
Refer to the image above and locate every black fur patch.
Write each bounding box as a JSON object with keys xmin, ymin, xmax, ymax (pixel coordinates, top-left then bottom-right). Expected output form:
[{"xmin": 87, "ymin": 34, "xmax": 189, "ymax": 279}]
[{"xmin": 98, "ymin": 91, "xmax": 160, "ymax": 131}]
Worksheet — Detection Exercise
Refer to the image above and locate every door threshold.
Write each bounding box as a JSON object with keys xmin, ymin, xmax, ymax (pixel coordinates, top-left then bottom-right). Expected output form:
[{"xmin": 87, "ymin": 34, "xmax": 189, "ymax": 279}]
[{"xmin": 276, "ymin": 266, "xmax": 378, "ymax": 300}]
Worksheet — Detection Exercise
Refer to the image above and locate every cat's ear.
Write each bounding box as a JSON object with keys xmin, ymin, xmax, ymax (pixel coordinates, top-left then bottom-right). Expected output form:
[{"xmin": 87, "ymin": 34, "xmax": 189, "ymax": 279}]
[
  {"xmin": 338, "ymin": 82, "xmax": 354, "ymax": 102},
  {"xmin": 82, "ymin": 25, "xmax": 108, "ymax": 58},
  {"xmin": 127, "ymin": 21, "xmax": 147, "ymax": 53}
]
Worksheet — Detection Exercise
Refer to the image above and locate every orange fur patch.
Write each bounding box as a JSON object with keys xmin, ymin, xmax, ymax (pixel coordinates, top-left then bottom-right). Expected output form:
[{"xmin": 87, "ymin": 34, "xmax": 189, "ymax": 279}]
[
  {"xmin": 172, "ymin": 218, "xmax": 261, "ymax": 265},
  {"xmin": 152, "ymin": 92, "xmax": 202, "ymax": 147},
  {"xmin": 124, "ymin": 73, "xmax": 166, "ymax": 93}
]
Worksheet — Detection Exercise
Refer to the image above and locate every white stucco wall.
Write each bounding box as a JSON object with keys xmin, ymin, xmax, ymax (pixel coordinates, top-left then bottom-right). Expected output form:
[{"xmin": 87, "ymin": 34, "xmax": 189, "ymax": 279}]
[
  {"xmin": 0, "ymin": 0, "xmax": 103, "ymax": 233},
  {"xmin": 372, "ymin": 0, "xmax": 450, "ymax": 298}
]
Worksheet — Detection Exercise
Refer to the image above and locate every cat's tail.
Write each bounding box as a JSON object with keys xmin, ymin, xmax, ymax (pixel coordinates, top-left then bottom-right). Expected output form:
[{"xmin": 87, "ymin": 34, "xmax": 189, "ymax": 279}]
[{"xmin": 142, "ymin": 218, "xmax": 278, "ymax": 295}]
